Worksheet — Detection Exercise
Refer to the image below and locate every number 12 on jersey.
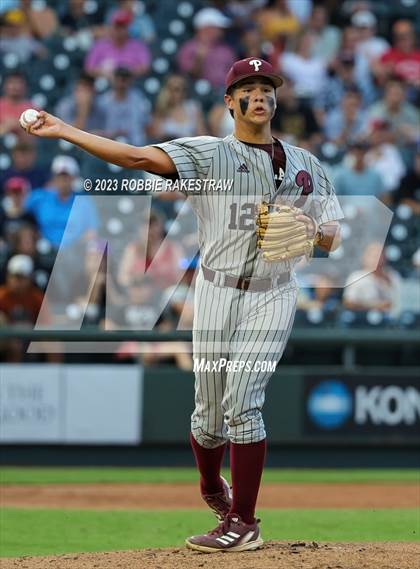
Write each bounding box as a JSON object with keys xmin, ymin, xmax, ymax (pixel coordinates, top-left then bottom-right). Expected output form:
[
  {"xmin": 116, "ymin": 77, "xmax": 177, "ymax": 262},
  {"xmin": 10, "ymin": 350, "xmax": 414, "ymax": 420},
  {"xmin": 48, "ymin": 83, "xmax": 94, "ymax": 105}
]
[{"xmin": 228, "ymin": 202, "xmax": 258, "ymax": 231}]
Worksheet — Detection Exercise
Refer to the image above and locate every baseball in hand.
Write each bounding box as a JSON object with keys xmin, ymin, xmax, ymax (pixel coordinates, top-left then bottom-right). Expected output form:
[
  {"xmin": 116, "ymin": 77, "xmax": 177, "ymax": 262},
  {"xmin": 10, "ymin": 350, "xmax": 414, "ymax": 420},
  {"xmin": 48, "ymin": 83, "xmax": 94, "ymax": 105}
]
[{"xmin": 19, "ymin": 109, "xmax": 40, "ymax": 129}]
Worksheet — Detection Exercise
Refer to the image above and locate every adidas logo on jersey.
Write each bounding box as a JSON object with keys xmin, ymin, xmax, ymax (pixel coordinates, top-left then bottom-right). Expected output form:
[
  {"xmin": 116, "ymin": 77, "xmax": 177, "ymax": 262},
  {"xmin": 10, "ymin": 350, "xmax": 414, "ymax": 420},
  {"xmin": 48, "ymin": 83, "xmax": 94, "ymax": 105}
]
[{"xmin": 237, "ymin": 163, "xmax": 249, "ymax": 173}]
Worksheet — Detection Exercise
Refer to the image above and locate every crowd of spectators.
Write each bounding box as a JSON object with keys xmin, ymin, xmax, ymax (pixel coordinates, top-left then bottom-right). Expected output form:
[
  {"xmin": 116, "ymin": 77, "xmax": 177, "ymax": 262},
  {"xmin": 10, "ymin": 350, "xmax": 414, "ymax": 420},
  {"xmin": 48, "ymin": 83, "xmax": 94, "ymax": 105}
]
[{"xmin": 0, "ymin": 0, "xmax": 419, "ymax": 364}]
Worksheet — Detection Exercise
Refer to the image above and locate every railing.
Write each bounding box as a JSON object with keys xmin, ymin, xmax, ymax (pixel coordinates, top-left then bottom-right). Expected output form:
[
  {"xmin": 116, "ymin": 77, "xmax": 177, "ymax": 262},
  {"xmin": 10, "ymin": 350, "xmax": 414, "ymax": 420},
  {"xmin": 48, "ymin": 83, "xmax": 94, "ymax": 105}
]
[
  {"xmin": 0, "ymin": 328, "xmax": 419, "ymax": 344},
  {"xmin": 1, "ymin": 328, "xmax": 419, "ymax": 370}
]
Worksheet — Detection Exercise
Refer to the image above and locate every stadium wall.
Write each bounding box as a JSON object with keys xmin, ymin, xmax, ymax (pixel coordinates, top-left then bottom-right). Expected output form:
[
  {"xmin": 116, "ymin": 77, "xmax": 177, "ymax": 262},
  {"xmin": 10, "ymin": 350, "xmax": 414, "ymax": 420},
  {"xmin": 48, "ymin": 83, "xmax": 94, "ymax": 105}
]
[{"xmin": 1, "ymin": 363, "xmax": 419, "ymax": 468}]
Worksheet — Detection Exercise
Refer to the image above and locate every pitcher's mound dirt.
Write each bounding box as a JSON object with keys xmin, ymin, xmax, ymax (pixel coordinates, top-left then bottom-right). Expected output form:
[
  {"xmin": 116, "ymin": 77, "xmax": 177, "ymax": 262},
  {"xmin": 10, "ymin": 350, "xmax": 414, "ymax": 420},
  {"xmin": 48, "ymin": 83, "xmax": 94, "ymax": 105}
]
[{"xmin": 2, "ymin": 541, "xmax": 420, "ymax": 569}]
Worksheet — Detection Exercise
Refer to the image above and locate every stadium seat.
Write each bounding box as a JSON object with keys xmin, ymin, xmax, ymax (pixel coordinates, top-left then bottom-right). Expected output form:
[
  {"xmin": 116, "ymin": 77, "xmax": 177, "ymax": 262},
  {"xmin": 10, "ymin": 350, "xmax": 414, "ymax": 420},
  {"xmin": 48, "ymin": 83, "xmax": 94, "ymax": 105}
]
[
  {"xmin": 31, "ymin": 92, "xmax": 48, "ymax": 108},
  {"xmin": 160, "ymin": 38, "xmax": 178, "ymax": 56},
  {"xmin": 2, "ymin": 52, "xmax": 20, "ymax": 70},
  {"xmin": 0, "ymin": 153, "xmax": 11, "ymax": 170},
  {"xmin": 152, "ymin": 57, "xmax": 170, "ymax": 75},
  {"xmin": 390, "ymin": 223, "xmax": 408, "ymax": 241},
  {"xmin": 177, "ymin": 2, "xmax": 195, "ymax": 19},
  {"xmin": 117, "ymin": 197, "xmax": 135, "ymax": 215},
  {"xmin": 294, "ymin": 308, "xmax": 338, "ymax": 328},
  {"xmin": 2, "ymin": 133, "xmax": 18, "ymax": 150},
  {"xmin": 395, "ymin": 204, "xmax": 414, "ymax": 221},
  {"xmin": 106, "ymin": 217, "xmax": 124, "ymax": 235},
  {"xmin": 39, "ymin": 73, "xmax": 56, "ymax": 92},
  {"xmin": 385, "ymin": 244, "xmax": 402, "ymax": 262},
  {"xmin": 338, "ymin": 310, "xmax": 394, "ymax": 329},
  {"xmin": 53, "ymin": 53, "xmax": 71, "ymax": 71},
  {"xmin": 94, "ymin": 77, "xmax": 110, "ymax": 94},
  {"xmin": 143, "ymin": 76, "xmax": 161, "ymax": 95},
  {"xmin": 399, "ymin": 310, "xmax": 420, "ymax": 329}
]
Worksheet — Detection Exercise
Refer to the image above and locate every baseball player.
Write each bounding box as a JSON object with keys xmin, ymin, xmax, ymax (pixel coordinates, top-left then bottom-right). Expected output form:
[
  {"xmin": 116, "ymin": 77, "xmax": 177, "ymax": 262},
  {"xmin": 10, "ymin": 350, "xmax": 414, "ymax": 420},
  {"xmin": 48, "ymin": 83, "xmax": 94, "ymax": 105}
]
[{"xmin": 24, "ymin": 57, "xmax": 342, "ymax": 553}]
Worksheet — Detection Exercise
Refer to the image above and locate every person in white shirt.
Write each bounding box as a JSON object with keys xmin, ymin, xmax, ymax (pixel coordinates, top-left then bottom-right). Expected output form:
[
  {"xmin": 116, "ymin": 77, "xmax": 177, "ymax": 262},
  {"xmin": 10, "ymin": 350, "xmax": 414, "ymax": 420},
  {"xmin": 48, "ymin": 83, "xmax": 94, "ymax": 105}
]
[
  {"xmin": 286, "ymin": 0, "xmax": 312, "ymax": 24},
  {"xmin": 365, "ymin": 119, "xmax": 406, "ymax": 196},
  {"xmin": 343, "ymin": 242, "xmax": 401, "ymax": 318},
  {"xmin": 352, "ymin": 10, "xmax": 390, "ymax": 64},
  {"xmin": 307, "ymin": 4, "xmax": 341, "ymax": 63},
  {"xmin": 280, "ymin": 31, "xmax": 327, "ymax": 100}
]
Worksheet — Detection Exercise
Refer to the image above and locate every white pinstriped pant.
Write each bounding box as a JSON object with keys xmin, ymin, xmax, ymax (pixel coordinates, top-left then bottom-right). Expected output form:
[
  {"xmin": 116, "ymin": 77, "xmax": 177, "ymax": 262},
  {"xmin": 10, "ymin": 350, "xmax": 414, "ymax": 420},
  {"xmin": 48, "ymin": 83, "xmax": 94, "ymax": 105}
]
[{"xmin": 191, "ymin": 269, "xmax": 298, "ymax": 447}]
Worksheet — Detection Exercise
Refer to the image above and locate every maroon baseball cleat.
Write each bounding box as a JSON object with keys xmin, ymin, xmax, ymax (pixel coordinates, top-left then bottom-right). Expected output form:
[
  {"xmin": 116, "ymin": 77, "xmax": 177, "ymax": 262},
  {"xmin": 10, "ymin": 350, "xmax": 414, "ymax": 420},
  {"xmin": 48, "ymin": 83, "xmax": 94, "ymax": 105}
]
[
  {"xmin": 202, "ymin": 476, "xmax": 232, "ymax": 522},
  {"xmin": 185, "ymin": 513, "xmax": 263, "ymax": 553}
]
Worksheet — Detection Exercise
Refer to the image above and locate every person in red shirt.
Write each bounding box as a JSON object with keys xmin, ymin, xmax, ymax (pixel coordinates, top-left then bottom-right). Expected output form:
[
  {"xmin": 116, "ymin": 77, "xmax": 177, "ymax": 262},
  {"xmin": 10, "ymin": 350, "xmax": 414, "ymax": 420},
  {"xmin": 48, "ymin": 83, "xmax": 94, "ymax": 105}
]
[
  {"xmin": 0, "ymin": 254, "xmax": 51, "ymax": 362},
  {"xmin": 0, "ymin": 176, "xmax": 37, "ymax": 243},
  {"xmin": 0, "ymin": 71, "xmax": 35, "ymax": 138},
  {"xmin": 376, "ymin": 20, "xmax": 420, "ymax": 87},
  {"xmin": 0, "ymin": 255, "xmax": 47, "ymax": 322}
]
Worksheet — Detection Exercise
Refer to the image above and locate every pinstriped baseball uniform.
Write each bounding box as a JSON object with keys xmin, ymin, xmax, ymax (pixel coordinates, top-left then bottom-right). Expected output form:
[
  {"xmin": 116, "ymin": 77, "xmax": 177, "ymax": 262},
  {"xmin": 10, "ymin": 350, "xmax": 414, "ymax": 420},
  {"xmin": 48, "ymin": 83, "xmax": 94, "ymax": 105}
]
[{"xmin": 153, "ymin": 135, "xmax": 343, "ymax": 447}]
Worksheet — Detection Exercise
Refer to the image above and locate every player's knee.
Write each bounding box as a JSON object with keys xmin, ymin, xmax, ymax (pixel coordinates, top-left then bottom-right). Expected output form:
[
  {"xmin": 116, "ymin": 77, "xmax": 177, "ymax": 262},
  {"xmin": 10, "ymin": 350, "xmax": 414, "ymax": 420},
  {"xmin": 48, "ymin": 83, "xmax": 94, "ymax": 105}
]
[
  {"xmin": 224, "ymin": 409, "xmax": 266, "ymax": 444},
  {"xmin": 190, "ymin": 427, "xmax": 227, "ymax": 449},
  {"xmin": 190, "ymin": 421, "xmax": 228, "ymax": 449}
]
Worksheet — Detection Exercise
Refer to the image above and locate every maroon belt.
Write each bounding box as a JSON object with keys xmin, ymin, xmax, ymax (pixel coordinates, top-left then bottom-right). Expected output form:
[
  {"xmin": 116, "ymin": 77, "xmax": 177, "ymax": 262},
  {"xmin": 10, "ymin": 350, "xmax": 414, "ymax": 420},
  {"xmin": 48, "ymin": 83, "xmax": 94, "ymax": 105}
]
[{"xmin": 202, "ymin": 265, "xmax": 290, "ymax": 292}]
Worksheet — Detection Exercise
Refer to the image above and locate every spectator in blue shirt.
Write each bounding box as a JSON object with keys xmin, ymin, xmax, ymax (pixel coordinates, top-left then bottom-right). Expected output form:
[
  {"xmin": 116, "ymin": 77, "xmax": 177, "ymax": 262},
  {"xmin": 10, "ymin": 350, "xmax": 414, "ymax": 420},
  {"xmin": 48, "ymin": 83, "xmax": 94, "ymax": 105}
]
[
  {"xmin": 55, "ymin": 72, "xmax": 105, "ymax": 134},
  {"xmin": 315, "ymin": 51, "xmax": 376, "ymax": 120},
  {"xmin": 97, "ymin": 66, "xmax": 151, "ymax": 146},
  {"xmin": 323, "ymin": 88, "xmax": 368, "ymax": 147},
  {"xmin": 25, "ymin": 156, "xmax": 99, "ymax": 248},
  {"xmin": 333, "ymin": 141, "xmax": 387, "ymax": 200}
]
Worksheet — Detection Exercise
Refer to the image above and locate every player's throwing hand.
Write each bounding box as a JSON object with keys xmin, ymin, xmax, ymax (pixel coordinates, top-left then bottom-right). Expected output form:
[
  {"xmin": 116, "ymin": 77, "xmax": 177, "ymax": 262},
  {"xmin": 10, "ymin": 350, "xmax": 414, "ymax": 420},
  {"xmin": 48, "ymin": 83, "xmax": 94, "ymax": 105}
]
[{"xmin": 20, "ymin": 110, "xmax": 64, "ymax": 139}]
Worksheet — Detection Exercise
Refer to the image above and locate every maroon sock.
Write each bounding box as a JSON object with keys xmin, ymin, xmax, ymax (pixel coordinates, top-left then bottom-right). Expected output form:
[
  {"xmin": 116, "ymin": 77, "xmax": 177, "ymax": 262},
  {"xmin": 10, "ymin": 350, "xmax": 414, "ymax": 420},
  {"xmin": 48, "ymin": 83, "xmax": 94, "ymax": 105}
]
[
  {"xmin": 229, "ymin": 439, "xmax": 267, "ymax": 524},
  {"xmin": 190, "ymin": 433, "xmax": 227, "ymax": 495}
]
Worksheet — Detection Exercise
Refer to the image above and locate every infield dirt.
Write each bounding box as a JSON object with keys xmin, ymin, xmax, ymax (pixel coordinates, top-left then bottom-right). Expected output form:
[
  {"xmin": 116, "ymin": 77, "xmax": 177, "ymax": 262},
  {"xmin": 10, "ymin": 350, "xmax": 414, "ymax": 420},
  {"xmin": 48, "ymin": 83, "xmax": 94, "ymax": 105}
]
[{"xmin": 1, "ymin": 482, "xmax": 416, "ymax": 509}]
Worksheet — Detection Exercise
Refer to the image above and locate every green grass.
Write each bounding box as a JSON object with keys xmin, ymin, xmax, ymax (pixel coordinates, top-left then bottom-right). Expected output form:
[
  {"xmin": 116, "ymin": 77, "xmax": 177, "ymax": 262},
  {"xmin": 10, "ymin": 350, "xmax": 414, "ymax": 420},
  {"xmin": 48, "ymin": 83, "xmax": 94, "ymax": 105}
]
[
  {"xmin": 1, "ymin": 508, "xmax": 419, "ymax": 558},
  {"xmin": 1, "ymin": 468, "xmax": 418, "ymax": 558},
  {"xmin": 1, "ymin": 467, "xmax": 419, "ymax": 485}
]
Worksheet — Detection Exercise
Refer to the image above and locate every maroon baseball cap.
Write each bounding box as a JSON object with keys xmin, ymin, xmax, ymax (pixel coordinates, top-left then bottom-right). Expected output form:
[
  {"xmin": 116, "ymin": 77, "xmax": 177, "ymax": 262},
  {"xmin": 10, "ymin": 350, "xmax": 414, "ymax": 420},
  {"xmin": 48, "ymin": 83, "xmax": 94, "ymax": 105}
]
[
  {"xmin": 225, "ymin": 57, "xmax": 284, "ymax": 92},
  {"xmin": 370, "ymin": 118, "xmax": 390, "ymax": 131},
  {"xmin": 111, "ymin": 9, "xmax": 133, "ymax": 26},
  {"xmin": 4, "ymin": 176, "xmax": 30, "ymax": 195}
]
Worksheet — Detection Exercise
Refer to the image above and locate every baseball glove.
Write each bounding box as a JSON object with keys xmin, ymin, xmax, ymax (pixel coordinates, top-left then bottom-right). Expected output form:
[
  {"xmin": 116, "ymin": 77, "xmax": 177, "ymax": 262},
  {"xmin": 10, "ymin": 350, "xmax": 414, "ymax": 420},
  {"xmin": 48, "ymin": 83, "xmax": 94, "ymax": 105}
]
[{"xmin": 256, "ymin": 202, "xmax": 315, "ymax": 262}]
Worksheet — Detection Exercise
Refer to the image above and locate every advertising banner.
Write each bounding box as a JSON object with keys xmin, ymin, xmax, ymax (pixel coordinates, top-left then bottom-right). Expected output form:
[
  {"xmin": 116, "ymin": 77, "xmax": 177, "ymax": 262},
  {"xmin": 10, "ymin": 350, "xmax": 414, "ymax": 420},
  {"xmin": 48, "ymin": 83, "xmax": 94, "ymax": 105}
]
[
  {"xmin": 304, "ymin": 376, "xmax": 420, "ymax": 438},
  {"xmin": 0, "ymin": 364, "xmax": 143, "ymax": 444},
  {"xmin": 0, "ymin": 365, "xmax": 62, "ymax": 443}
]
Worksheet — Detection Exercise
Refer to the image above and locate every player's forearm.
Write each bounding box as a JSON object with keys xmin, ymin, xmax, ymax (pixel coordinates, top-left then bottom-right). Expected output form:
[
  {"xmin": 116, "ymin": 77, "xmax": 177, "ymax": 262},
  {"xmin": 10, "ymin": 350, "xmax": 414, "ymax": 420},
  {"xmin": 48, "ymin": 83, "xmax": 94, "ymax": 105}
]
[
  {"xmin": 315, "ymin": 223, "xmax": 341, "ymax": 252},
  {"xmin": 61, "ymin": 123, "xmax": 146, "ymax": 169}
]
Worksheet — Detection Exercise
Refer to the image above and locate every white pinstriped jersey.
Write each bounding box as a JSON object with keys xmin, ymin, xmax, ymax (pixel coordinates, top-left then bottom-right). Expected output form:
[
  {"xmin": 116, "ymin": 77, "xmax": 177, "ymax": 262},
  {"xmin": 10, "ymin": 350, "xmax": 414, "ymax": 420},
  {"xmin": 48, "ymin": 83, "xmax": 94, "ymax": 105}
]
[{"xmin": 154, "ymin": 134, "xmax": 343, "ymax": 279}]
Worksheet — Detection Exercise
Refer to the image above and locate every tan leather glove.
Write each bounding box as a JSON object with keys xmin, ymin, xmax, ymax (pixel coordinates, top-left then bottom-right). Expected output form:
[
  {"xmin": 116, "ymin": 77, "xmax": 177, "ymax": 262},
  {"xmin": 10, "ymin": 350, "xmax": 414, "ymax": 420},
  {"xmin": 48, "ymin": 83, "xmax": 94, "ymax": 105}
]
[{"xmin": 256, "ymin": 203, "xmax": 315, "ymax": 262}]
